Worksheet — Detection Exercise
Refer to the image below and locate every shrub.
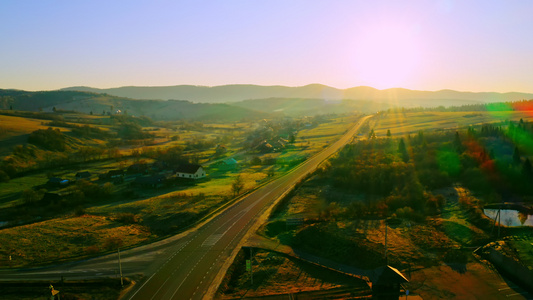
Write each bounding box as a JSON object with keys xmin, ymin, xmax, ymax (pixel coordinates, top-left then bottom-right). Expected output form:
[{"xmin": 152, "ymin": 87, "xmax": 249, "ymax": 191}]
[
  {"xmin": 103, "ymin": 237, "xmax": 123, "ymax": 250},
  {"xmin": 250, "ymin": 156, "xmax": 262, "ymax": 165},
  {"xmin": 74, "ymin": 206, "xmax": 86, "ymax": 216},
  {"xmin": 0, "ymin": 170, "xmax": 9, "ymax": 182},
  {"xmin": 102, "ymin": 182, "xmax": 114, "ymax": 196},
  {"xmin": 22, "ymin": 189, "xmax": 41, "ymax": 204},
  {"xmin": 85, "ymin": 245, "xmax": 100, "ymax": 255},
  {"xmin": 264, "ymin": 220, "xmax": 287, "ymax": 237},
  {"xmin": 116, "ymin": 213, "xmax": 140, "ymax": 224},
  {"xmin": 27, "ymin": 127, "xmax": 66, "ymax": 151},
  {"xmin": 395, "ymin": 207, "xmax": 415, "ymax": 219},
  {"xmin": 443, "ymin": 249, "xmax": 468, "ymax": 264}
]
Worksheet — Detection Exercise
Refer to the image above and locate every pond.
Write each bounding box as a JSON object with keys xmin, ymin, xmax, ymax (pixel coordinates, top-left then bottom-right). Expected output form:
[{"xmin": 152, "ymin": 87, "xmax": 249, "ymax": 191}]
[{"xmin": 484, "ymin": 209, "xmax": 533, "ymax": 227}]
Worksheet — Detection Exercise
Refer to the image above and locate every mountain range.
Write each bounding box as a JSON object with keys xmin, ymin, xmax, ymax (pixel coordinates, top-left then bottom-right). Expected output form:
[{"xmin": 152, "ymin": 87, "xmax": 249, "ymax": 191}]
[
  {"xmin": 2, "ymin": 84, "xmax": 533, "ymax": 121},
  {"xmin": 61, "ymin": 84, "xmax": 533, "ymax": 105}
]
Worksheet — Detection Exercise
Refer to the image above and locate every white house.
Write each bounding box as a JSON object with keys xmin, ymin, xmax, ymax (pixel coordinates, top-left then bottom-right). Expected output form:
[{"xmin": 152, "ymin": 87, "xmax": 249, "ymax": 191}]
[{"xmin": 175, "ymin": 163, "xmax": 206, "ymax": 179}]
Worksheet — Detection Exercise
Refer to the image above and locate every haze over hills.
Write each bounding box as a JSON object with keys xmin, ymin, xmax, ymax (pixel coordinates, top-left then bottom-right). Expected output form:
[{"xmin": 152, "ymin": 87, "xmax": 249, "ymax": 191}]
[
  {"xmin": 4, "ymin": 84, "xmax": 533, "ymax": 121},
  {"xmin": 61, "ymin": 84, "xmax": 533, "ymax": 105},
  {"xmin": 0, "ymin": 89, "xmax": 270, "ymax": 121}
]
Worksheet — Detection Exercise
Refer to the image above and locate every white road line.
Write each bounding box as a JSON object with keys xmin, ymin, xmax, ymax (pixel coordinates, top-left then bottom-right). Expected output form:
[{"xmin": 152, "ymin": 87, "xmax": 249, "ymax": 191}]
[
  {"xmin": 202, "ymin": 233, "xmax": 224, "ymax": 247},
  {"xmin": 169, "ymin": 250, "xmax": 210, "ymax": 300},
  {"xmin": 130, "ymin": 241, "xmax": 191, "ymax": 300},
  {"xmin": 127, "ymin": 272, "xmax": 157, "ymax": 300}
]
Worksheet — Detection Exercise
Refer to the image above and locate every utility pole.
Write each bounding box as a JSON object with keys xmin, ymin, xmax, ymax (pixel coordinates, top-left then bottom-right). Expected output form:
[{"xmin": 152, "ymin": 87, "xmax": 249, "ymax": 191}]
[
  {"xmin": 384, "ymin": 220, "xmax": 388, "ymax": 264},
  {"xmin": 250, "ymin": 248, "xmax": 253, "ymax": 285},
  {"xmin": 118, "ymin": 247, "xmax": 123, "ymax": 287},
  {"xmin": 498, "ymin": 205, "xmax": 501, "ymax": 238}
]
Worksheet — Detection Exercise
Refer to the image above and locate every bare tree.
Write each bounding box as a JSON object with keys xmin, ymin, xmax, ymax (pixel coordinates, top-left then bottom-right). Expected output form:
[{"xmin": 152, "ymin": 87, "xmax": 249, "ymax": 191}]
[{"xmin": 231, "ymin": 175, "xmax": 244, "ymax": 197}]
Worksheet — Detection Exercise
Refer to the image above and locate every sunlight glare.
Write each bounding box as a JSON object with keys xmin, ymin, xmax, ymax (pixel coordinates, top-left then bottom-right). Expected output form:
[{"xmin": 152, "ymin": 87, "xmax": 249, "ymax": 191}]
[{"xmin": 350, "ymin": 23, "xmax": 423, "ymax": 89}]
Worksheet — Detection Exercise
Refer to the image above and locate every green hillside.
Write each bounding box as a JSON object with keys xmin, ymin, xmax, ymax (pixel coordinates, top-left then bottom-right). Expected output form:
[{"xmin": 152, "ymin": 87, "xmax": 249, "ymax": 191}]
[{"xmin": 0, "ymin": 89, "xmax": 269, "ymax": 122}]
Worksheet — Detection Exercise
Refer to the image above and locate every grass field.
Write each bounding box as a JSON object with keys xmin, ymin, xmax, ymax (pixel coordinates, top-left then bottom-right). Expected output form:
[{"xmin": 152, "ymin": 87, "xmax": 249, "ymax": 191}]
[
  {"xmin": 1, "ymin": 279, "xmax": 126, "ymax": 300},
  {"xmin": 298, "ymin": 115, "xmax": 358, "ymax": 151},
  {"xmin": 370, "ymin": 111, "xmax": 533, "ymax": 137},
  {"xmin": 0, "ymin": 214, "xmax": 151, "ymax": 267},
  {"xmin": 0, "ymin": 115, "xmax": 73, "ymax": 156},
  {"xmin": 0, "ymin": 115, "xmax": 69, "ymax": 137}
]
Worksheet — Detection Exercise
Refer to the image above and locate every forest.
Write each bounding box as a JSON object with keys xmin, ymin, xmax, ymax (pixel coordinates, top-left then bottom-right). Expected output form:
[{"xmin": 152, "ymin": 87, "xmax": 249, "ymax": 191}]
[{"xmin": 323, "ymin": 119, "xmax": 533, "ymax": 222}]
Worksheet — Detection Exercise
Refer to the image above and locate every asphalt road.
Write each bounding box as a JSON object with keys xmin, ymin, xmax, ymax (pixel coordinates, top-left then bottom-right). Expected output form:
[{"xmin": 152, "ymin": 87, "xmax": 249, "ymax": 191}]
[{"xmin": 0, "ymin": 115, "xmax": 370, "ymax": 300}]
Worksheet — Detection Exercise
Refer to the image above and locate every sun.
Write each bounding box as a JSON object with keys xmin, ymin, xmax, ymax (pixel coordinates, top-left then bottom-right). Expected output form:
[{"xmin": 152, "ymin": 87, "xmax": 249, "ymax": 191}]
[{"xmin": 350, "ymin": 23, "xmax": 423, "ymax": 89}]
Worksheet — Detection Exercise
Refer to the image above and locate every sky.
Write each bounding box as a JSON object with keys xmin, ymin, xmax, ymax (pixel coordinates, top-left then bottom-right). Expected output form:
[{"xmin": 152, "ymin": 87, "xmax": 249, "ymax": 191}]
[{"xmin": 1, "ymin": 0, "xmax": 533, "ymax": 93}]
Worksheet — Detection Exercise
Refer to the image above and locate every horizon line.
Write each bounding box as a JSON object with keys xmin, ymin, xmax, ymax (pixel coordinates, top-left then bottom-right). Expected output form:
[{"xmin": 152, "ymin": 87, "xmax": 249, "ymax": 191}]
[{"xmin": 8, "ymin": 84, "xmax": 530, "ymax": 95}]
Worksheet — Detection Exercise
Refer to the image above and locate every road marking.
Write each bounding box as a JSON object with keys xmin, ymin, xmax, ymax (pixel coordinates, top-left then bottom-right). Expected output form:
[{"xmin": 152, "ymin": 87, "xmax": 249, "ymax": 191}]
[
  {"xmin": 202, "ymin": 233, "xmax": 224, "ymax": 247},
  {"xmin": 506, "ymin": 292, "xmax": 529, "ymax": 297},
  {"xmin": 128, "ymin": 272, "xmax": 156, "ymax": 300},
  {"xmin": 130, "ymin": 241, "xmax": 193, "ymax": 300}
]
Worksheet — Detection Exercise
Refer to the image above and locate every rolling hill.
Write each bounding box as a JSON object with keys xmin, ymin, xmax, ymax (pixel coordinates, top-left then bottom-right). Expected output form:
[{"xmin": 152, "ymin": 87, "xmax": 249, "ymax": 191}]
[
  {"xmin": 61, "ymin": 84, "xmax": 533, "ymax": 105},
  {"xmin": 0, "ymin": 89, "xmax": 269, "ymax": 122}
]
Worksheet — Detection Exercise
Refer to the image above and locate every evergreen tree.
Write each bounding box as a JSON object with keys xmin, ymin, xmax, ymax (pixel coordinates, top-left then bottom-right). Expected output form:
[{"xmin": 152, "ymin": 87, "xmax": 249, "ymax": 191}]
[
  {"xmin": 398, "ymin": 138, "xmax": 409, "ymax": 162},
  {"xmin": 489, "ymin": 149, "xmax": 495, "ymax": 159},
  {"xmin": 513, "ymin": 146, "xmax": 521, "ymax": 165},
  {"xmin": 522, "ymin": 158, "xmax": 532, "ymax": 177},
  {"xmin": 368, "ymin": 128, "xmax": 376, "ymax": 139},
  {"xmin": 386, "ymin": 129, "xmax": 391, "ymax": 137},
  {"xmin": 454, "ymin": 131, "xmax": 462, "ymax": 152},
  {"xmin": 417, "ymin": 130, "xmax": 424, "ymax": 143}
]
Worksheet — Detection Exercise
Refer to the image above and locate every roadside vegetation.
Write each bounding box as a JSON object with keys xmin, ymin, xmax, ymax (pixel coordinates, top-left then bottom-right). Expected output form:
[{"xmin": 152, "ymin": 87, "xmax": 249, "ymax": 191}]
[
  {"xmin": 218, "ymin": 248, "xmax": 370, "ymax": 299},
  {"xmin": 0, "ymin": 278, "xmax": 127, "ymax": 300}
]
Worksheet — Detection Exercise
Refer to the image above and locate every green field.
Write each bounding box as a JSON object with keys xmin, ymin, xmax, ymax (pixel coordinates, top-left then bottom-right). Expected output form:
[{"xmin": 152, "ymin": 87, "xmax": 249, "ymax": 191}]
[{"xmin": 370, "ymin": 111, "xmax": 533, "ymax": 137}]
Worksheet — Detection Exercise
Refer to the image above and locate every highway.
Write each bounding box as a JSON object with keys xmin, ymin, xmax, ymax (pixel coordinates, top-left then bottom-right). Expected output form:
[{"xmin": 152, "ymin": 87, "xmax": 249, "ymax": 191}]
[{"xmin": 0, "ymin": 115, "xmax": 370, "ymax": 299}]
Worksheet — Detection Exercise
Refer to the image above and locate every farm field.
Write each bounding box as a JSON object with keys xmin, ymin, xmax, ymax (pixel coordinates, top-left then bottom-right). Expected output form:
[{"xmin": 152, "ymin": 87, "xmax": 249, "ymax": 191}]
[
  {"xmin": 0, "ymin": 214, "xmax": 151, "ymax": 267},
  {"xmin": 369, "ymin": 111, "xmax": 533, "ymax": 137},
  {"xmin": 0, "ymin": 112, "xmax": 358, "ymax": 267}
]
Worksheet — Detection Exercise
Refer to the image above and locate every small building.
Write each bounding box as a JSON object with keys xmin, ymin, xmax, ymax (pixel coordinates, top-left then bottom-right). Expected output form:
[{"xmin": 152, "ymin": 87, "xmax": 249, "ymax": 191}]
[
  {"xmin": 127, "ymin": 163, "xmax": 149, "ymax": 174},
  {"xmin": 151, "ymin": 161, "xmax": 168, "ymax": 172},
  {"xmin": 108, "ymin": 170, "xmax": 124, "ymax": 179},
  {"xmin": 370, "ymin": 265, "xmax": 409, "ymax": 300},
  {"xmin": 134, "ymin": 174, "xmax": 168, "ymax": 188},
  {"xmin": 75, "ymin": 171, "xmax": 91, "ymax": 180},
  {"xmin": 175, "ymin": 163, "xmax": 206, "ymax": 179},
  {"xmin": 99, "ymin": 170, "xmax": 124, "ymax": 183},
  {"xmin": 222, "ymin": 158, "xmax": 238, "ymax": 167},
  {"xmin": 47, "ymin": 177, "xmax": 69, "ymax": 187}
]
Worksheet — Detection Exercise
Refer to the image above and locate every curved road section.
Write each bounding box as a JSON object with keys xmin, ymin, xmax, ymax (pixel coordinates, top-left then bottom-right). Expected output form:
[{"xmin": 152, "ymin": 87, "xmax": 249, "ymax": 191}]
[{"xmin": 2, "ymin": 115, "xmax": 370, "ymax": 300}]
